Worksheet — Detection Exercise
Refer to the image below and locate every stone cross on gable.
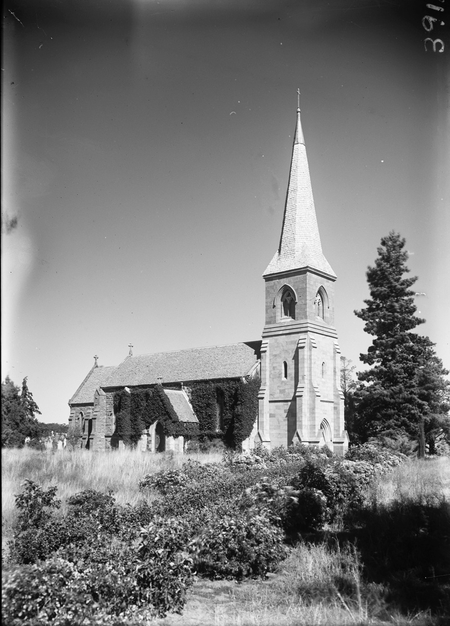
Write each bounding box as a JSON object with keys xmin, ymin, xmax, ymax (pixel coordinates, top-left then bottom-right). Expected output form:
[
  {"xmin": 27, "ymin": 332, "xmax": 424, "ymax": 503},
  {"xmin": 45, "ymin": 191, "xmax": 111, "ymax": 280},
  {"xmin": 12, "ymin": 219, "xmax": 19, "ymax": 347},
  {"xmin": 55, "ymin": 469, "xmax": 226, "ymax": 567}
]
[
  {"xmin": 128, "ymin": 343, "xmax": 133, "ymax": 356},
  {"xmin": 93, "ymin": 355, "xmax": 99, "ymax": 367}
]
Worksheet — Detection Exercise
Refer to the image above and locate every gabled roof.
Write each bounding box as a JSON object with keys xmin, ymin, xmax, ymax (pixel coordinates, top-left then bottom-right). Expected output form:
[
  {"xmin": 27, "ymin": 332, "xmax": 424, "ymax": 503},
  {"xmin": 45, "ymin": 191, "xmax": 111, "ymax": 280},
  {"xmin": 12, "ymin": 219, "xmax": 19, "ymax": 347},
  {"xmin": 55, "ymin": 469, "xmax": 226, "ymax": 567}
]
[
  {"xmin": 263, "ymin": 107, "xmax": 336, "ymax": 279},
  {"xmin": 103, "ymin": 342, "xmax": 261, "ymax": 388},
  {"xmin": 69, "ymin": 365, "xmax": 117, "ymax": 405},
  {"xmin": 165, "ymin": 389, "xmax": 198, "ymax": 423}
]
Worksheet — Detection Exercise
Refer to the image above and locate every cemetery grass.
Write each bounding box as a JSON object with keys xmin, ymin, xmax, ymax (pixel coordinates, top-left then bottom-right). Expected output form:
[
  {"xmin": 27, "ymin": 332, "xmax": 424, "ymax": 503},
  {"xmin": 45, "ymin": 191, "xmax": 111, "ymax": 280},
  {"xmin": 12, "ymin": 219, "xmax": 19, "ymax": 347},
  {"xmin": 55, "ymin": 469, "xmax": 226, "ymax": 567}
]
[{"xmin": 2, "ymin": 448, "xmax": 450, "ymax": 626}]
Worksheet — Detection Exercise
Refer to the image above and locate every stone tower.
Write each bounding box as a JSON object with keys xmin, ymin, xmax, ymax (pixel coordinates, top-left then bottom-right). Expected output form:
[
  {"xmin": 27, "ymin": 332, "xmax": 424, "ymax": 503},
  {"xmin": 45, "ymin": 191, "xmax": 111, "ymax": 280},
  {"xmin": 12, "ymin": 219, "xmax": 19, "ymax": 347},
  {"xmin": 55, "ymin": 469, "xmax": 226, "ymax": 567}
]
[{"xmin": 257, "ymin": 103, "xmax": 347, "ymax": 454}]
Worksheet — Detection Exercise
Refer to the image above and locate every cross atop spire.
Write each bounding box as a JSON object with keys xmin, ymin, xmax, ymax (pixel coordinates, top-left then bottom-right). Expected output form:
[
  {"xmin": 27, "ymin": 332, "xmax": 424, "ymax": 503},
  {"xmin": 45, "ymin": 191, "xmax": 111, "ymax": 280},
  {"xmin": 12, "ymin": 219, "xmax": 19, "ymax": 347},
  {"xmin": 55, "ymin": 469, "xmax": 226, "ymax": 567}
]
[
  {"xmin": 128, "ymin": 343, "xmax": 133, "ymax": 356},
  {"xmin": 263, "ymin": 100, "xmax": 335, "ymax": 278},
  {"xmin": 93, "ymin": 355, "xmax": 99, "ymax": 367}
]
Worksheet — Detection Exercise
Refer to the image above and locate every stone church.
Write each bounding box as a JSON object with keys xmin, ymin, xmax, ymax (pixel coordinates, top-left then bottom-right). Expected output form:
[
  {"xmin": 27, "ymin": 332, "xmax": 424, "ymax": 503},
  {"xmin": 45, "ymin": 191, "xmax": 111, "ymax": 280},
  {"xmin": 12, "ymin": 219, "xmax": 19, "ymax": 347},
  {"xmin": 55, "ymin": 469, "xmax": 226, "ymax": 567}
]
[{"xmin": 68, "ymin": 104, "xmax": 347, "ymax": 454}]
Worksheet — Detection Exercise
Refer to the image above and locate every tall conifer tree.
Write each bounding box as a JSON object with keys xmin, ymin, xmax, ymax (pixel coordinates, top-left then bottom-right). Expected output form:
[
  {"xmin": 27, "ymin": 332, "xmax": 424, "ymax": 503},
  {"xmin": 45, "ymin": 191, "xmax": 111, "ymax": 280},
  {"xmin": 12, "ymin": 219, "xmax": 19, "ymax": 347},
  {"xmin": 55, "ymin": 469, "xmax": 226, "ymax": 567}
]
[
  {"xmin": 353, "ymin": 232, "xmax": 449, "ymax": 448},
  {"xmin": 2, "ymin": 376, "xmax": 42, "ymax": 447}
]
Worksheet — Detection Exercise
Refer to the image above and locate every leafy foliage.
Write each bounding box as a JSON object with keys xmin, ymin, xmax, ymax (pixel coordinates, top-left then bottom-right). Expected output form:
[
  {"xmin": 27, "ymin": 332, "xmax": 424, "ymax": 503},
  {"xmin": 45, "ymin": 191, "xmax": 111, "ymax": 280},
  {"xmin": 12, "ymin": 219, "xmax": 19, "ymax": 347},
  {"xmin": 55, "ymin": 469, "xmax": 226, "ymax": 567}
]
[
  {"xmin": 345, "ymin": 442, "xmax": 406, "ymax": 468},
  {"xmin": 2, "ymin": 376, "xmax": 43, "ymax": 448},
  {"xmin": 113, "ymin": 385, "xmax": 199, "ymax": 447},
  {"xmin": 192, "ymin": 510, "xmax": 287, "ymax": 580},
  {"xmin": 112, "ymin": 390, "xmax": 137, "ymax": 446},
  {"xmin": 189, "ymin": 377, "xmax": 260, "ymax": 450},
  {"xmin": 353, "ymin": 232, "xmax": 450, "ymax": 448},
  {"xmin": 5, "ymin": 444, "xmax": 449, "ymax": 623}
]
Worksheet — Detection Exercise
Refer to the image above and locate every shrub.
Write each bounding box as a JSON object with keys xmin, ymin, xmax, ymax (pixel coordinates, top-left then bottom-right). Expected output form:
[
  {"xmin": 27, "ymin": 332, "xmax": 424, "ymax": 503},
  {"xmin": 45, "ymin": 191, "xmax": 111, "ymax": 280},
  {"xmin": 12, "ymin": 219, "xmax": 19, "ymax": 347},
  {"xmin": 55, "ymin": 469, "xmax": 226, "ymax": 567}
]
[
  {"xmin": 66, "ymin": 489, "xmax": 122, "ymax": 535},
  {"xmin": 7, "ymin": 517, "xmax": 72, "ymax": 565},
  {"xmin": 139, "ymin": 459, "xmax": 227, "ymax": 495},
  {"xmin": 66, "ymin": 489, "xmax": 116, "ymax": 512},
  {"xmin": 242, "ymin": 479, "xmax": 327, "ymax": 535},
  {"xmin": 2, "ymin": 558, "xmax": 80, "ymax": 624},
  {"xmin": 140, "ymin": 460, "xmax": 262, "ymax": 517},
  {"xmin": 7, "ymin": 480, "xmax": 65, "ymax": 565},
  {"xmin": 291, "ymin": 459, "xmax": 375, "ymax": 527},
  {"xmin": 6, "ymin": 520, "xmax": 196, "ymax": 622},
  {"xmin": 192, "ymin": 510, "xmax": 287, "ymax": 580},
  {"xmin": 135, "ymin": 519, "xmax": 195, "ymax": 615},
  {"xmin": 13, "ymin": 480, "xmax": 60, "ymax": 531},
  {"xmin": 346, "ymin": 442, "xmax": 406, "ymax": 469}
]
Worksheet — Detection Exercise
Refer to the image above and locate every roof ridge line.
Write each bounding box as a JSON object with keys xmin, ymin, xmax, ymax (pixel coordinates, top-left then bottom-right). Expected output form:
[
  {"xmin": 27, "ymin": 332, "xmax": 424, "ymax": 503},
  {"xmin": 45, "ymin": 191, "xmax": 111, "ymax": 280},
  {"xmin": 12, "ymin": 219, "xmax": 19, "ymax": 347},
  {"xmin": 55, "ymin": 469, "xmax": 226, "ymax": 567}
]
[{"xmin": 130, "ymin": 341, "xmax": 261, "ymax": 358}]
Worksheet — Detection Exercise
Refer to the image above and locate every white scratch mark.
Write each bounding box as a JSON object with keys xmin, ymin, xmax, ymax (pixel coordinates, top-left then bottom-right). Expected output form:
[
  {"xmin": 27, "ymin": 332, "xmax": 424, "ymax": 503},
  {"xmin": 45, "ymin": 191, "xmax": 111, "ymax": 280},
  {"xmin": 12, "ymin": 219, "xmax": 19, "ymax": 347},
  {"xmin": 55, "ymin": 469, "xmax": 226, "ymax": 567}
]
[{"xmin": 9, "ymin": 10, "xmax": 24, "ymax": 27}]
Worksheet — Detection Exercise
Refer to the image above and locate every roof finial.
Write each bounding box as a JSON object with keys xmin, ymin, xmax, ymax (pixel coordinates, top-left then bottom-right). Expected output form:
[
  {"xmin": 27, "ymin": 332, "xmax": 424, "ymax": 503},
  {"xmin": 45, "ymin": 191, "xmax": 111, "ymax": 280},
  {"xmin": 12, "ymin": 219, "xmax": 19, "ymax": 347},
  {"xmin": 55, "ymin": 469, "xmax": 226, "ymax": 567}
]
[
  {"xmin": 297, "ymin": 88, "xmax": 301, "ymax": 111},
  {"xmin": 128, "ymin": 343, "xmax": 133, "ymax": 356},
  {"xmin": 93, "ymin": 355, "xmax": 99, "ymax": 367}
]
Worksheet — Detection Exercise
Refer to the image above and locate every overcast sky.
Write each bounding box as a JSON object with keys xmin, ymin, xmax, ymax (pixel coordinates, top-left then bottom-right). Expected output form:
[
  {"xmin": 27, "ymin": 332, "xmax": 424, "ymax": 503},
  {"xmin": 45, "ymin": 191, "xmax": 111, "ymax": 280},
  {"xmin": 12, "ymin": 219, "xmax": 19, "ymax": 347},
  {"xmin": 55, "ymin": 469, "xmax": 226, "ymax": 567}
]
[{"xmin": 2, "ymin": 0, "xmax": 449, "ymax": 424}]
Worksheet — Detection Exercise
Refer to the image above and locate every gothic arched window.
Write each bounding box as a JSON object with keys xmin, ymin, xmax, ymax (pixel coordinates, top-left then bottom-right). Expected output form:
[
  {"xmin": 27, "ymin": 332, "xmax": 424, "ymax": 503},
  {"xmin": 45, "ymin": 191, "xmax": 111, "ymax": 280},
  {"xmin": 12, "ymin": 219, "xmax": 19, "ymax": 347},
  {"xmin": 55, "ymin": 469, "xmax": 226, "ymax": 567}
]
[
  {"xmin": 283, "ymin": 361, "xmax": 288, "ymax": 379},
  {"xmin": 315, "ymin": 288, "xmax": 327, "ymax": 320},
  {"xmin": 319, "ymin": 419, "xmax": 332, "ymax": 450},
  {"xmin": 281, "ymin": 288, "xmax": 295, "ymax": 319}
]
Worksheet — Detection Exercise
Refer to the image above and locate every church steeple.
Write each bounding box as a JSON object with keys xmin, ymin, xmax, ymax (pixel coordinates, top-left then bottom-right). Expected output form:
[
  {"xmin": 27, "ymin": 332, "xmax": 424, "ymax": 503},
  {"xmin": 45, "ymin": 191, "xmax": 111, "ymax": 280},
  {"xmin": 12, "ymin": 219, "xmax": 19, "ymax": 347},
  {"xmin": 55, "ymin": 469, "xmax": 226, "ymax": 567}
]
[{"xmin": 263, "ymin": 101, "xmax": 335, "ymax": 278}]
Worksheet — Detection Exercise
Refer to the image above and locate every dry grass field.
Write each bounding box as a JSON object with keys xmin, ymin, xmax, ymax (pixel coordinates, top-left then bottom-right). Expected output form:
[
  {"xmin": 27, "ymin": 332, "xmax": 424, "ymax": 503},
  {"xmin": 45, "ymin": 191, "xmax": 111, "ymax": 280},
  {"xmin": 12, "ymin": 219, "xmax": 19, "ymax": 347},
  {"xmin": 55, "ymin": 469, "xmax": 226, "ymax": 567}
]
[{"xmin": 2, "ymin": 447, "xmax": 222, "ymax": 549}]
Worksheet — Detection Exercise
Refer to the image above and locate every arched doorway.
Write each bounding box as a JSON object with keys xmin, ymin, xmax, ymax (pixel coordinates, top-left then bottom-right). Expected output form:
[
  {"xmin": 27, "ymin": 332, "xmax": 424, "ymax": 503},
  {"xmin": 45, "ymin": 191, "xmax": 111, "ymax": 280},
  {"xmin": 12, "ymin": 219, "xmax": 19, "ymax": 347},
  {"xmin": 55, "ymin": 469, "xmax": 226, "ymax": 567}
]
[{"xmin": 155, "ymin": 422, "xmax": 166, "ymax": 452}]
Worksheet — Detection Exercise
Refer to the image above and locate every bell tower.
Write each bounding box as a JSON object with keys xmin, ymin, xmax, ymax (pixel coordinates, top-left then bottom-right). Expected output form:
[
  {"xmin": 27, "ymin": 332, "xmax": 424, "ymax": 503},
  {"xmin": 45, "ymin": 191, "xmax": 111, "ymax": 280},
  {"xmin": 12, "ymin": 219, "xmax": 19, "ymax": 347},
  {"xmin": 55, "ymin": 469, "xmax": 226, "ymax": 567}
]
[{"xmin": 257, "ymin": 97, "xmax": 347, "ymax": 454}]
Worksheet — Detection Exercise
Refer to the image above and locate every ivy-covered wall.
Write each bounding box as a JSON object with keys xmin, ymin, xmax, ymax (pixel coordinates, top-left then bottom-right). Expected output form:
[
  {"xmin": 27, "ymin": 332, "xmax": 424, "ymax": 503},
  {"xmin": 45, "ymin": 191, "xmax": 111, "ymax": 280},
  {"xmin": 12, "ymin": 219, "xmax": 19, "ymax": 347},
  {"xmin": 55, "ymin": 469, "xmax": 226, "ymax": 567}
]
[
  {"xmin": 189, "ymin": 377, "xmax": 260, "ymax": 450},
  {"xmin": 112, "ymin": 377, "xmax": 260, "ymax": 450},
  {"xmin": 112, "ymin": 386, "xmax": 198, "ymax": 448}
]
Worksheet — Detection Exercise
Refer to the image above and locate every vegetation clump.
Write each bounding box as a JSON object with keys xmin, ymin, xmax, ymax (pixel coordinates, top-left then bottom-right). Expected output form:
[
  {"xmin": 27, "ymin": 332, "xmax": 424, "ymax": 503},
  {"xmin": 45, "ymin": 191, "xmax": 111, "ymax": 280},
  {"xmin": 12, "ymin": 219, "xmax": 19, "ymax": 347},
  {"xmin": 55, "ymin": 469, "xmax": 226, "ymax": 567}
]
[{"xmin": 3, "ymin": 444, "xmax": 449, "ymax": 625}]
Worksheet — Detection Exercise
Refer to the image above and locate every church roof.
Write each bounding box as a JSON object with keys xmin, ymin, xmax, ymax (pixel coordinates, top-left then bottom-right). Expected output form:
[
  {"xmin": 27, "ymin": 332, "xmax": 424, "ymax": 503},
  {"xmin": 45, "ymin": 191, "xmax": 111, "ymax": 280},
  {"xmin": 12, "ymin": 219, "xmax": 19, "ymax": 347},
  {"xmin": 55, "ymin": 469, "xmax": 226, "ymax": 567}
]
[
  {"xmin": 263, "ymin": 107, "xmax": 336, "ymax": 279},
  {"xmin": 69, "ymin": 365, "xmax": 117, "ymax": 404},
  {"xmin": 103, "ymin": 342, "xmax": 261, "ymax": 388},
  {"xmin": 165, "ymin": 389, "xmax": 198, "ymax": 423}
]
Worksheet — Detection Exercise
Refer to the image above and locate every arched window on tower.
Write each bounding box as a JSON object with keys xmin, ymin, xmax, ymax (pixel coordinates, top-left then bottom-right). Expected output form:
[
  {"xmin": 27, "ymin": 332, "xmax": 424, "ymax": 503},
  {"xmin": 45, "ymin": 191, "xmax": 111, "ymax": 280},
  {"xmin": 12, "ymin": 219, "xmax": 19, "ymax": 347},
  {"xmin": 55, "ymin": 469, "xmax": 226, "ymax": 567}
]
[
  {"xmin": 281, "ymin": 288, "xmax": 296, "ymax": 319},
  {"xmin": 282, "ymin": 361, "xmax": 288, "ymax": 380},
  {"xmin": 315, "ymin": 289, "xmax": 326, "ymax": 320}
]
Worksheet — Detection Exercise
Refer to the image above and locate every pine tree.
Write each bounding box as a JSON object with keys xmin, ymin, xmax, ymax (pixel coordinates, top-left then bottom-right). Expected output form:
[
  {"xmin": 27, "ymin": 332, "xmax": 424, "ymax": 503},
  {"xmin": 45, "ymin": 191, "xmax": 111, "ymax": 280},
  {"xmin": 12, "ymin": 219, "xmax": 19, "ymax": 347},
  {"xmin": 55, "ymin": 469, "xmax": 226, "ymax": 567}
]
[
  {"xmin": 20, "ymin": 377, "xmax": 41, "ymax": 420},
  {"xmin": 354, "ymin": 232, "xmax": 449, "ymax": 449},
  {"xmin": 2, "ymin": 376, "xmax": 43, "ymax": 447}
]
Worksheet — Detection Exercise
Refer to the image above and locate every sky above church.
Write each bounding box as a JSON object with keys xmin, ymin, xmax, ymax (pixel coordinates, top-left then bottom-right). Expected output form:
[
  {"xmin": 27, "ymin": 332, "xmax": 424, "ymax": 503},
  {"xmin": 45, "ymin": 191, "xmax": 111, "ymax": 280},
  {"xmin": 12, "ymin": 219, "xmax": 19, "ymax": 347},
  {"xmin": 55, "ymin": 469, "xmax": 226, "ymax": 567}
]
[{"xmin": 2, "ymin": 0, "xmax": 449, "ymax": 424}]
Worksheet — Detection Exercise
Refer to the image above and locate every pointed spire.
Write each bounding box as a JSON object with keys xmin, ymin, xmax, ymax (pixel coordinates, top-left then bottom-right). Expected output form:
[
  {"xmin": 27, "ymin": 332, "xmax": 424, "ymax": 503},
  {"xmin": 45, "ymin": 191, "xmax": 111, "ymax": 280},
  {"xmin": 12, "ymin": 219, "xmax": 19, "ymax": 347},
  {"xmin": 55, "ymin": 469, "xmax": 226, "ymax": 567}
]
[
  {"xmin": 295, "ymin": 89, "xmax": 305, "ymax": 145},
  {"xmin": 263, "ymin": 98, "xmax": 335, "ymax": 278}
]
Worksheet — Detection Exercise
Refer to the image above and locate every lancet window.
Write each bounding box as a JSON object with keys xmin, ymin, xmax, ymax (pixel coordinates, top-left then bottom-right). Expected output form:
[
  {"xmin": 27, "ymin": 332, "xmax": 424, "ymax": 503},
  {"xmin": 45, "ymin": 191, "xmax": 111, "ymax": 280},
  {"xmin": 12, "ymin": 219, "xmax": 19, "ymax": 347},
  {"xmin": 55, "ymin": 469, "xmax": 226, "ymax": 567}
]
[{"xmin": 281, "ymin": 288, "xmax": 296, "ymax": 319}]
